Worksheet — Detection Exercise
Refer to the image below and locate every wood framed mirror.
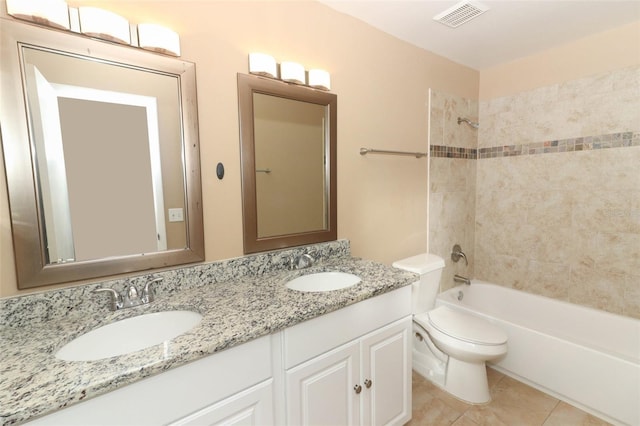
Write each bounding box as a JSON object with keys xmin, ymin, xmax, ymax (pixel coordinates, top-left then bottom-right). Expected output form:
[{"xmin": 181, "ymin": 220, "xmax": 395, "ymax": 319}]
[
  {"xmin": 237, "ymin": 73, "xmax": 337, "ymax": 254},
  {"xmin": 0, "ymin": 19, "xmax": 204, "ymax": 289}
]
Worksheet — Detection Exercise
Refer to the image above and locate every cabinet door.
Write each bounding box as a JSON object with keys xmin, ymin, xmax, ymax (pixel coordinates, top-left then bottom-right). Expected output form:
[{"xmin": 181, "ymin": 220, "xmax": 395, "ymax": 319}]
[
  {"xmin": 286, "ymin": 340, "xmax": 360, "ymax": 426},
  {"xmin": 169, "ymin": 379, "xmax": 274, "ymax": 426},
  {"xmin": 361, "ymin": 317, "xmax": 412, "ymax": 426}
]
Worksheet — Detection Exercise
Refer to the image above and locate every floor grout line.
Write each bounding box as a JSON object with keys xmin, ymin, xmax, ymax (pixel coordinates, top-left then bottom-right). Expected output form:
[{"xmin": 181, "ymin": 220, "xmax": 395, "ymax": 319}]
[
  {"xmin": 542, "ymin": 399, "xmax": 562, "ymax": 425},
  {"xmin": 411, "ymin": 367, "xmax": 612, "ymax": 426}
]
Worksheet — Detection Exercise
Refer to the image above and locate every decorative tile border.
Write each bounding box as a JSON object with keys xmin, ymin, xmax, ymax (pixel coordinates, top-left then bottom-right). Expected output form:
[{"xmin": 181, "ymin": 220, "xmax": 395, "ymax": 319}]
[
  {"xmin": 431, "ymin": 131, "xmax": 639, "ymax": 160},
  {"xmin": 430, "ymin": 145, "xmax": 477, "ymax": 159},
  {"xmin": 480, "ymin": 131, "xmax": 639, "ymax": 159}
]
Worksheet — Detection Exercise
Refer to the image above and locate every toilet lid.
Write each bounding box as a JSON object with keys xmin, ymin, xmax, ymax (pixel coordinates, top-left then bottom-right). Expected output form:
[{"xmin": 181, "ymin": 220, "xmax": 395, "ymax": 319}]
[{"xmin": 427, "ymin": 306, "xmax": 507, "ymax": 345}]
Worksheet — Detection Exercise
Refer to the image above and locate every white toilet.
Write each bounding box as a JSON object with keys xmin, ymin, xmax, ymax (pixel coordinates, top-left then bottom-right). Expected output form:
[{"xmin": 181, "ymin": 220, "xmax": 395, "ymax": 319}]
[{"xmin": 393, "ymin": 253, "xmax": 507, "ymax": 404}]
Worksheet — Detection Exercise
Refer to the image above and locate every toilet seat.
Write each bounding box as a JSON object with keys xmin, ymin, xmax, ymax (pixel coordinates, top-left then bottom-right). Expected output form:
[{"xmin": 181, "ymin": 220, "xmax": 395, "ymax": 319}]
[{"xmin": 418, "ymin": 306, "xmax": 507, "ymax": 345}]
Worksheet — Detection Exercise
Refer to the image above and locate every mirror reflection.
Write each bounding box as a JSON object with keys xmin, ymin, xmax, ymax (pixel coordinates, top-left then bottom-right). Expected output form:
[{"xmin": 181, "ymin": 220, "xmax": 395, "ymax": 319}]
[
  {"xmin": 22, "ymin": 45, "xmax": 186, "ymax": 264},
  {"xmin": 253, "ymin": 93, "xmax": 327, "ymax": 238},
  {"xmin": 0, "ymin": 20, "xmax": 204, "ymax": 289},
  {"xmin": 237, "ymin": 73, "xmax": 337, "ymax": 254}
]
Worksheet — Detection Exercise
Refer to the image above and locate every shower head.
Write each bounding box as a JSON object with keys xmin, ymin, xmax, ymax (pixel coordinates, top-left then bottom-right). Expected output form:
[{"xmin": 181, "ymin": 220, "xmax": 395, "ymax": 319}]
[{"xmin": 457, "ymin": 117, "xmax": 479, "ymax": 129}]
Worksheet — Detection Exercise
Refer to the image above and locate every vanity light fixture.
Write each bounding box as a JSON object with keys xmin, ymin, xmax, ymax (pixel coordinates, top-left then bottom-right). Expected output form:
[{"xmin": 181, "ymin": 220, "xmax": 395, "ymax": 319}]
[
  {"xmin": 245, "ymin": 54, "xmax": 331, "ymax": 90},
  {"xmin": 308, "ymin": 69, "xmax": 331, "ymax": 91},
  {"xmin": 280, "ymin": 61, "xmax": 305, "ymax": 85},
  {"xmin": 5, "ymin": 0, "xmax": 183, "ymax": 58},
  {"xmin": 137, "ymin": 23, "xmax": 181, "ymax": 57},
  {"xmin": 78, "ymin": 7, "xmax": 131, "ymax": 45},
  {"xmin": 248, "ymin": 53, "xmax": 278, "ymax": 78},
  {"xmin": 6, "ymin": 0, "xmax": 70, "ymax": 30}
]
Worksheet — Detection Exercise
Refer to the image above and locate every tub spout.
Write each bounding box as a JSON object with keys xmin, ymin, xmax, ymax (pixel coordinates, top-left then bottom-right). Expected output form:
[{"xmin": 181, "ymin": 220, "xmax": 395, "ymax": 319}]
[{"xmin": 454, "ymin": 274, "xmax": 470, "ymax": 285}]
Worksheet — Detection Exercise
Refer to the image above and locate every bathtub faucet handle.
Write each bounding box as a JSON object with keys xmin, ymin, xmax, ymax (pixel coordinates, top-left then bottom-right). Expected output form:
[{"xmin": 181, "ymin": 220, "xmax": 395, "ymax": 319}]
[{"xmin": 451, "ymin": 244, "xmax": 468, "ymax": 266}]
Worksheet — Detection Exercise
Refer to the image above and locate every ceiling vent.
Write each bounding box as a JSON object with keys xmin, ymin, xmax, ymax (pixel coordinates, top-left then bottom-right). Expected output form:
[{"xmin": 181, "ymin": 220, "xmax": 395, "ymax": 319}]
[{"xmin": 433, "ymin": 1, "xmax": 489, "ymax": 28}]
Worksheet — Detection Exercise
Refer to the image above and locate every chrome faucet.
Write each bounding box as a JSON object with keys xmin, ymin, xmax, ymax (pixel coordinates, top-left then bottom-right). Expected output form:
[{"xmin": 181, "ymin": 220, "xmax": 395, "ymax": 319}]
[
  {"xmin": 290, "ymin": 253, "xmax": 315, "ymax": 270},
  {"xmin": 451, "ymin": 244, "xmax": 468, "ymax": 266},
  {"xmin": 95, "ymin": 277, "xmax": 162, "ymax": 311}
]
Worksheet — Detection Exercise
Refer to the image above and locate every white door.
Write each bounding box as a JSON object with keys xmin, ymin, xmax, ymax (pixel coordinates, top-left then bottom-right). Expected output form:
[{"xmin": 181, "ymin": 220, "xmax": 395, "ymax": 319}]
[
  {"xmin": 169, "ymin": 379, "xmax": 274, "ymax": 426},
  {"xmin": 361, "ymin": 318, "xmax": 412, "ymax": 426},
  {"xmin": 286, "ymin": 340, "xmax": 360, "ymax": 426}
]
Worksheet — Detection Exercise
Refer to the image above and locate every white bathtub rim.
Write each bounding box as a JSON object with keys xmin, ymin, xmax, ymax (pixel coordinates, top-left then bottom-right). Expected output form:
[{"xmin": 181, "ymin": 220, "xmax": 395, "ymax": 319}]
[
  {"xmin": 437, "ymin": 281, "xmax": 639, "ymax": 425},
  {"xmin": 438, "ymin": 281, "xmax": 640, "ymax": 364}
]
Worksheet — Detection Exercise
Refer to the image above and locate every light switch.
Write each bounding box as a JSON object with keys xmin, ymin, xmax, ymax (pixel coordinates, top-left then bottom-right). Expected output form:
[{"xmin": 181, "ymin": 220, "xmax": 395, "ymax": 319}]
[{"xmin": 168, "ymin": 208, "xmax": 184, "ymax": 222}]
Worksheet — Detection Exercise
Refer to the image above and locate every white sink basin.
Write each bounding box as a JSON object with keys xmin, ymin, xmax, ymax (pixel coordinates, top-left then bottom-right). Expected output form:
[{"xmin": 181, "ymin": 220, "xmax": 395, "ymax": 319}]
[
  {"xmin": 55, "ymin": 310, "xmax": 202, "ymax": 361},
  {"xmin": 286, "ymin": 272, "xmax": 361, "ymax": 292}
]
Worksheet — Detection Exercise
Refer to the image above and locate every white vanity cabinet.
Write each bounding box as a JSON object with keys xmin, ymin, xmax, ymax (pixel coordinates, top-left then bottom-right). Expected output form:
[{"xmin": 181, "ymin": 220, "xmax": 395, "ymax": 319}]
[
  {"xmin": 26, "ymin": 286, "xmax": 412, "ymax": 426},
  {"xmin": 360, "ymin": 318, "xmax": 413, "ymax": 425},
  {"xmin": 285, "ymin": 338, "xmax": 361, "ymax": 425},
  {"xmin": 27, "ymin": 335, "xmax": 274, "ymax": 426},
  {"xmin": 282, "ymin": 286, "xmax": 412, "ymax": 426}
]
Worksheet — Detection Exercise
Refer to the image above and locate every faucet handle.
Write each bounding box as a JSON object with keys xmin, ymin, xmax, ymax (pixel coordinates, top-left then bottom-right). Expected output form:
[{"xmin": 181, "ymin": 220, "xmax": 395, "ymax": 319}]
[
  {"xmin": 296, "ymin": 253, "xmax": 315, "ymax": 269},
  {"xmin": 94, "ymin": 287, "xmax": 123, "ymax": 311},
  {"xmin": 142, "ymin": 278, "xmax": 162, "ymax": 303},
  {"xmin": 304, "ymin": 252, "xmax": 315, "ymax": 265},
  {"xmin": 451, "ymin": 244, "xmax": 468, "ymax": 266}
]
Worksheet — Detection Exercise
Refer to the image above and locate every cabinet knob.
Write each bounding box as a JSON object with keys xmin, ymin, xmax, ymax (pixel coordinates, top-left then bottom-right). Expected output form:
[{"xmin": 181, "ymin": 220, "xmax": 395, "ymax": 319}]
[
  {"xmin": 364, "ymin": 379, "xmax": 372, "ymax": 389},
  {"xmin": 354, "ymin": 384, "xmax": 362, "ymax": 394}
]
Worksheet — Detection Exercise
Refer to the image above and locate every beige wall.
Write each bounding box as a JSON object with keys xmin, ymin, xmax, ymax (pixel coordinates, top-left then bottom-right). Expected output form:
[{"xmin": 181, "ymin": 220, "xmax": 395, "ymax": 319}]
[
  {"xmin": 475, "ymin": 22, "xmax": 640, "ymax": 318},
  {"xmin": 0, "ymin": 0, "xmax": 479, "ymax": 296},
  {"xmin": 480, "ymin": 20, "xmax": 640, "ymax": 100}
]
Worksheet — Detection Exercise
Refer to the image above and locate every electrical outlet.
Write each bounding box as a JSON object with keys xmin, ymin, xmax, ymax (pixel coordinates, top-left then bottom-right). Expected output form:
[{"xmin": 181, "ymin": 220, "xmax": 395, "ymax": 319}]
[{"xmin": 168, "ymin": 208, "xmax": 184, "ymax": 222}]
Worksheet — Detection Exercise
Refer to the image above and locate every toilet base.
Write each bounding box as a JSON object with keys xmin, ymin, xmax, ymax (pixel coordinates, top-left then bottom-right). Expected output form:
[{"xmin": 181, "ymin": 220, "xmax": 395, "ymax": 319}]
[
  {"xmin": 444, "ymin": 357, "xmax": 491, "ymax": 404},
  {"xmin": 412, "ymin": 347, "xmax": 446, "ymax": 388}
]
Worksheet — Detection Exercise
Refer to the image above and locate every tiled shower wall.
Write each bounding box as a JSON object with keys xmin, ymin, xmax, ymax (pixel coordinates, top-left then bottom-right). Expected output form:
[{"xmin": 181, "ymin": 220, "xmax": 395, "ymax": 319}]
[
  {"xmin": 474, "ymin": 65, "xmax": 640, "ymax": 318},
  {"xmin": 429, "ymin": 66, "xmax": 639, "ymax": 318},
  {"xmin": 428, "ymin": 90, "xmax": 478, "ymax": 292}
]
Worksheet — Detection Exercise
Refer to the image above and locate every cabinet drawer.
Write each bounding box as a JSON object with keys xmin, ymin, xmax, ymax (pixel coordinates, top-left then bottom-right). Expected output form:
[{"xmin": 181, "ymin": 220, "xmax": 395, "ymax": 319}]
[
  {"xmin": 283, "ymin": 286, "xmax": 411, "ymax": 369},
  {"xmin": 170, "ymin": 379, "xmax": 274, "ymax": 426}
]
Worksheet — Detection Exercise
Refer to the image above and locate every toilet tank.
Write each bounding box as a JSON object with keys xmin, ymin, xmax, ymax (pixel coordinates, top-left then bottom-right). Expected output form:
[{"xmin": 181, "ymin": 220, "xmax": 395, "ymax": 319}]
[{"xmin": 392, "ymin": 253, "xmax": 445, "ymax": 314}]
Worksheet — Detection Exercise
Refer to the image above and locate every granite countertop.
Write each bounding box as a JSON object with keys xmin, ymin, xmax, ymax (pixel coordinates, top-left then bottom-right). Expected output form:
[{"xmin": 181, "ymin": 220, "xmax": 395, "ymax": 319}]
[{"xmin": 0, "ymin": 255, "xmax": 417, "ymax": 425}]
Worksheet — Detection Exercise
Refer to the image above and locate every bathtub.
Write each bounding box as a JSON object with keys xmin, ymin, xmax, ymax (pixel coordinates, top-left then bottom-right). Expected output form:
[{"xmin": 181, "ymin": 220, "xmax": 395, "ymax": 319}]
[{"xmin": 436, "ymin": 281, "xmax": 640, "ymax": 426}]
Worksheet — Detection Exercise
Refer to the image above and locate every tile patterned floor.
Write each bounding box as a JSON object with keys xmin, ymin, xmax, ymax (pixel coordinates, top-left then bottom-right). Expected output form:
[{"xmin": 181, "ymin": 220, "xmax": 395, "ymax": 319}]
[{"xmin": 409, "ymin": 368, "xmax": 612, "ymax": 426}]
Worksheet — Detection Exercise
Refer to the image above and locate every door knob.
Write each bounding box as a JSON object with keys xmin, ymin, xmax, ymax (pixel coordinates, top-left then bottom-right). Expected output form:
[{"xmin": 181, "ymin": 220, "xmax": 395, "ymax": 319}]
[
  {"xmin": 354, "ymin": 384, "xmax": 362, "ymax": 394},
  {"xmin": 364, "ymin": 379, "xmax": 372, "ymax": 388}
]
